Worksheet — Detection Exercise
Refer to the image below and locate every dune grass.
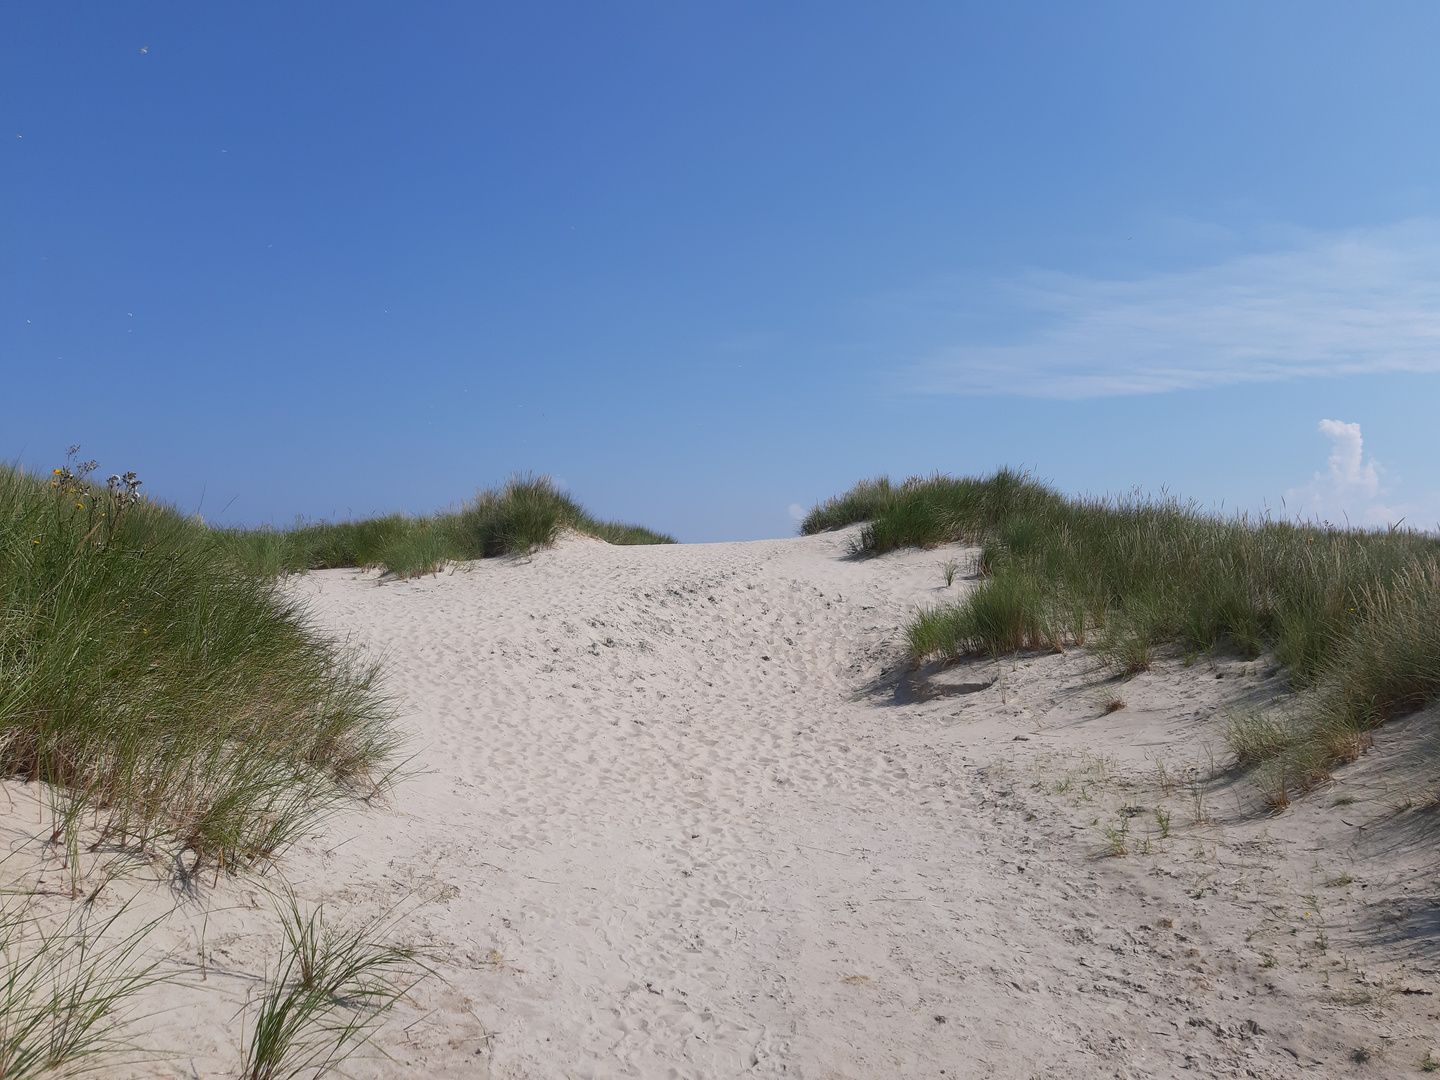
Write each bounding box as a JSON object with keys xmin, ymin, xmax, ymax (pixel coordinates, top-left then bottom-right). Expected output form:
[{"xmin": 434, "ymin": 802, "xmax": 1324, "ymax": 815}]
[
  {"xmin": 0, "ymin": 894, "xmax": 161, "ymax": 1079},
  {"xmin": 1, "ymin": 464, "xmax": 665, "ymax": 863},
  {"xmin": 800, "ymin": 477, "xmax": 898, "ymax": 535},
  {"xmin": 0, "ymin": 457, "xmax": 397, "ymax": 873},
  {"xmin": 221, "ymin": 474, "xmax": 674, "ymax": 579},
  {"xmin": 814, "ymin": 470, "xmax": 1440, "ymax": 802},
  {"xmin": 241, "ymin": 890, "xmax": 425, "ymax": 1080}
]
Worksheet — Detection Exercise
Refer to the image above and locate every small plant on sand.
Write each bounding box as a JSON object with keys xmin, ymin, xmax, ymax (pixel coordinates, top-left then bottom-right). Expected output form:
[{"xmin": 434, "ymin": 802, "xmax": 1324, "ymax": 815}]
[
  {"xmin": 1256, "ymin": 760, "xmax": 1294, "ymax": 811},
  {"xmin": 1153, "ymin": 759, "xmax": 1177, "ymax": 796},
  {"xmin": 1189, "ymin": 782, "xmax": 1211, "ymax": 826},
  {"xmin": 1102, "ymin": 697, "xmax": 1126, "ymax": 715},
  {"xmin": 1102, "ymin": 816, "xmax": 1130, "ymax": 857},
  {"xmin": 461, "ymin": 474, "xmax": 577, "ymax": 555},
  {"xmin": 942, "ymin": 558, "xmax": 960, "ymax": 587},
  {"xmin": 1107, "ymin": 622, "xmax": 1153, "ymax": 676},
  {"xmin": 907, "ymin": 574, "xmax": 1062, "ymax": 660},
  {"xmin": 1421, "ymin": 1048, "xmax": 1438, "ymax": 1072},
  {"xmin": 241, "ymin": 890, "xmax": 427, "ymax": 1080},
  {"xmin": 1327, "ymin": 987, "xmax": 1374, "ymax": 1006},
  {"xmin": 1155, "ymin": 807, "xmax": 1172, "ymax": 839}
]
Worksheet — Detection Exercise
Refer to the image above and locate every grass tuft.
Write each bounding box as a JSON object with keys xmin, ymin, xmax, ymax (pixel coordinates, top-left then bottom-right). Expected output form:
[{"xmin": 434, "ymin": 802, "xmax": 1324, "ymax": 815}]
[
  {"xmin": 0, "ymin": 894, "xmax": 160, "ymax": 1078},
  {"xmin": 459, "ymin": 474, "xmax": 672, "ymax": 555},
  {"xmin": 241, "ymin": 889, "xmax": 427, "ymax": 1080},
  {"xmin": 1226, "ymin": 713, "xmax": 1296, "ymax": 768},
  {"xmin": 941, "ymin": 558, "xmax": 961, "ymax": 587},
  {"xmin": 800, "ymin": 477, "xmax": 896, "ymax": 535}
]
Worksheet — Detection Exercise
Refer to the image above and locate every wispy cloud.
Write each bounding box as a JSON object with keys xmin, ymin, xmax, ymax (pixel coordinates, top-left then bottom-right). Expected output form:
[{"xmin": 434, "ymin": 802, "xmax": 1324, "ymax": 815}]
[{"xmin": 908, "ymin": 220, "xmax": 1440, "ymax": 398}]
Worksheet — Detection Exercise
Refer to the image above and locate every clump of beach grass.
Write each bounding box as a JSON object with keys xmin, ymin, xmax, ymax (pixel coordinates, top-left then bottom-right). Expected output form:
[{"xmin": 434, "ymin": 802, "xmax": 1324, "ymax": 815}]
[
  {"xmin": 241, "ymin": 890, "xmax": 426, "ymax": 1080},
  {"xmin": 941, "ymin": 557, "xmax": 961, "ymax": 587},
  {"xmin": 801, "ymin": 477, "xmax": 897, "ymax": 535},
  {"xmin": 0, "ymin": 455, "xmax": 397, "ymax": 873},
  {"xmin": 221, "ymin": 474, "xmax": 673, "ymax": 579},
  {"xmin": 820, "ymin": 469, "xmax": 1440, "ymax": 798},
  {"xmin": 459, "ymin": 473, "xmax": 671, "ymax": 555}
]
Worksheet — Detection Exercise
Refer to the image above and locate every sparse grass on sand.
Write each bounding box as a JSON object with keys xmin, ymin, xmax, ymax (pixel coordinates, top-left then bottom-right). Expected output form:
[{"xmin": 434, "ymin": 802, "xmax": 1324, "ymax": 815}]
[
  {"xmin": 808, "ymin": 470, "xmax": 1440, "ymax": 803},
  {"xmin": 221, "ymin": 474, "xmax": 674, "ymax": 579},
  {"xmin": 0, "ymin": 894, "xmax": 161, "ymax": 1079},
  {"xmin": 0, "ymin": 458, "xmax": 397, "ymax": 874},
  {"xmin": 241, "ymin": 888, "xmax": 426, "ymax": 1080}
]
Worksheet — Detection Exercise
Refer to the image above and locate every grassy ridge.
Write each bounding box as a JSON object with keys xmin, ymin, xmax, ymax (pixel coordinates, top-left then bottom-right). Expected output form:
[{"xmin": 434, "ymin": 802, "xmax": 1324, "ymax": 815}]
[
  {"xmin": 222, "ymin": 475, "xmax": 674, "ymax": 579},
  {"xmin": 0, "ymin": 461, "xmax": 396, "ymax": 873},
  {"xmin": 810, "ymin": 471, "xmax": 1440, "ymax": 805},
  {"xmin": 800, "ymin": 476, "xmax": 898, "ymax": 535},
  {"xmin": 0, "ymin": 467, "xmax": 668, "ymax": 868}
]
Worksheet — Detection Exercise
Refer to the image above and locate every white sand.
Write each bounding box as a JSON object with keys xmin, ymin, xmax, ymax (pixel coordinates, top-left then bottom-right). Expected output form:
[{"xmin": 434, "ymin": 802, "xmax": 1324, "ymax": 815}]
[{"xmin": 4, "ymin": 526, "xmax": 1439, "ymax": 1077}]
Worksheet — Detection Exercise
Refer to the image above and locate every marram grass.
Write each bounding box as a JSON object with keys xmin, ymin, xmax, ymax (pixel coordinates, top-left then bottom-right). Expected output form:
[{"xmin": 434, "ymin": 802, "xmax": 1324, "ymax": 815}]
[
  {"xmin": 0, "ymin": 460, "xmax": 397, "ymax": 873},
  {"xmin": 0, "ymin": 893, "xmax": 161, "ymax": 1079},
  {"xmin": 1, "ymin": 464, "xmax": 667, "ymax": 870},
  {"xmin": 221, "ymin": 474, "xmax": 674, "ymax": 579},
  {"xmin": 241, "ymin": 888, "xmax": 427, "ymax": 1080},
  {"xmin": 811, "ymin": 470, "xmax": 1440, "ymax": 803}
]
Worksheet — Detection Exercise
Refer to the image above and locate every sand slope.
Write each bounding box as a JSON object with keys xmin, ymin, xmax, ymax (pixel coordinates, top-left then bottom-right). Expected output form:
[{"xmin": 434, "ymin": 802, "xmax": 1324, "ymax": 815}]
[{"xmin": 4, "ymin": 526, "xmax": 1438, "ymax": 1078}]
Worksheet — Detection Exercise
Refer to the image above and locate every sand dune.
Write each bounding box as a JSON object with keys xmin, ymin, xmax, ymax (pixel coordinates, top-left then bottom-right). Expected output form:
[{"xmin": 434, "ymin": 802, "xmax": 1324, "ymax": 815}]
[{"xmin": 5, "ymin": 526, "xmax": 1437, "ymax": 1077}]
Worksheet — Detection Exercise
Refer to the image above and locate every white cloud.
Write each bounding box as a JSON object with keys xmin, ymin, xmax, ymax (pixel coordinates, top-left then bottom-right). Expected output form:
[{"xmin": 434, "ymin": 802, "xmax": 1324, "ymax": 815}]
[
  {"xmin": 1314, "ymin": 419, "xmax": 1379, "ymax": 499},
  {"xmin": 787, "ymin": 502, "xmax": 806, "ymax": 522},
  {"xmin": 1284, "ymin": 419, "xmax": 1403, "ymax": 528},
  {"xmin": 909, "ymin": 220, "xmax": 1440, "ymax": 398}
]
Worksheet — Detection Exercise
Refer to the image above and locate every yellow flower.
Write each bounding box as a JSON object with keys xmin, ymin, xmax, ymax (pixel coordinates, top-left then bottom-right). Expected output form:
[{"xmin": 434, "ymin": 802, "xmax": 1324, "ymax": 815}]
[{"xmin": 53, "ymin": 469, "xmax": 60, "ymax": 474}]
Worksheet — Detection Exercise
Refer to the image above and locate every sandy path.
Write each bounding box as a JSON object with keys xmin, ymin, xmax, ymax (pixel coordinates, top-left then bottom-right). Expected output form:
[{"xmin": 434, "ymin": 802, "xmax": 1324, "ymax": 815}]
[
  {"xmin": 299, "ymin": 529, "xmax": 1017, "ymax": 1077},
  {"xmin": 6, "ymin": 527, "xmax": 1438, "ymax": 1077}
]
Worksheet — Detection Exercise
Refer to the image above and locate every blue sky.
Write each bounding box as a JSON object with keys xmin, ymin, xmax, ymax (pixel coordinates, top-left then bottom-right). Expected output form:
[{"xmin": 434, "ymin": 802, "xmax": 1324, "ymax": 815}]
[{"xmin": 5, "ymin": 3, "xmax": 1440, "ymax": 539}]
